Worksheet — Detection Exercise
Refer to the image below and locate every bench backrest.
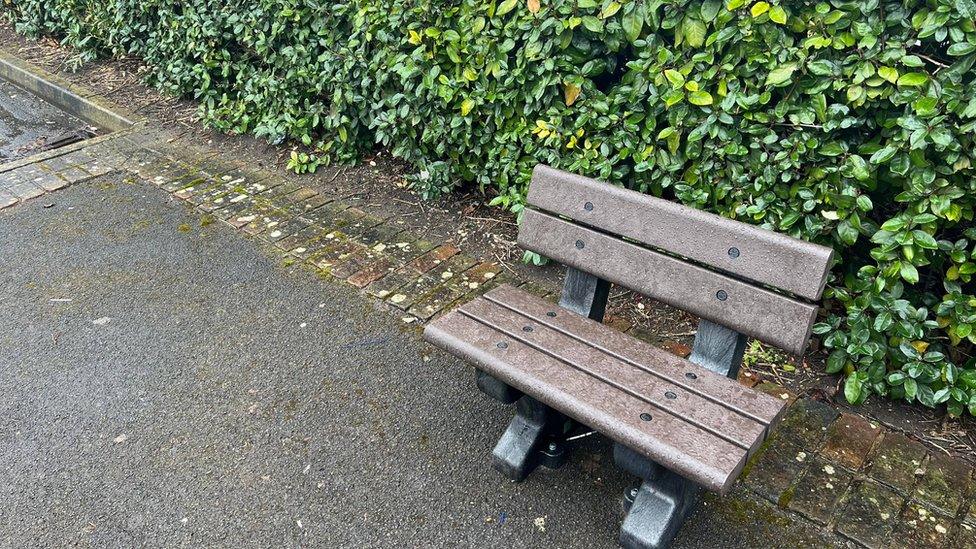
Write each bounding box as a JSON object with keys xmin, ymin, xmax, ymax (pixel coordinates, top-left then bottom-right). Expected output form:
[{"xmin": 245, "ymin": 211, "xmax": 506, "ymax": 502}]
[{"xmin": 518, "ymin": 165, "xmax": 834, "ymax": 356}]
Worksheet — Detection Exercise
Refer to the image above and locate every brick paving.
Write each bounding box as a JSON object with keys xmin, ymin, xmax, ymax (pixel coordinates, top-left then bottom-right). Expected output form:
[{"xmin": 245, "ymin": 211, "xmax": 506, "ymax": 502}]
[{"xmin": 4, "ymin": 114, "xmax": 976, "ymax": 549}]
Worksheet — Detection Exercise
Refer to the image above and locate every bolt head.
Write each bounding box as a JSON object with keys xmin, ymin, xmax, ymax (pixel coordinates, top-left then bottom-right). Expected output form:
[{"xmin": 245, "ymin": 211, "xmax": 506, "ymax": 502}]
[
  {"xmin": 584, "ymin": 201, "xmax": 594, "ymax": 211},
  {"xmin": 630, "ymin": 488, "xmax": 639, "ymax": 498},
  {"xmin": 728, "ymin": 247, "xmax": 740, "ymax": 258},
  {"xmin": 548, "ymin": 442, "xmax": 558, "ymax": 452},
  {"xmin": 575, "ymin": 240, "xmax": 585, "ymax": 249},
  {"xmin": 716, "ymin": 289, "xmax": 728, "ymax": 301}
]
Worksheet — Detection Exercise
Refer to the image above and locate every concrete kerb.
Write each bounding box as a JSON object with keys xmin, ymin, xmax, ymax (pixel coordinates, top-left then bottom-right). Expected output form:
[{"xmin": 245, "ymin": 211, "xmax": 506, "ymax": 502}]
[{"xmin": 0, "ymin": 48, "xmax": 142, "ymax": 134}]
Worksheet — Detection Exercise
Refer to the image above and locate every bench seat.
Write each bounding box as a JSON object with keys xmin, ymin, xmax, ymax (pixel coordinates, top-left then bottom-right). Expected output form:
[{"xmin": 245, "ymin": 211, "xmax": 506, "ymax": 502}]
[{"xmin": 425, "ymin": 284, "xmax": 788, "ymax": 494}]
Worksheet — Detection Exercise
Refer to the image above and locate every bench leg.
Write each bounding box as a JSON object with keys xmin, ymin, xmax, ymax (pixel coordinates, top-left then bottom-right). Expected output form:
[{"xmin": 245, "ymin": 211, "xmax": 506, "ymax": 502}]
[
  {"xmin": 615, "ymin": 444, "xmax": 701, "ymax": 549},
  {"xmin": 492, "ymin": 395, "xmax": 570, "ymax": 482},
  {"xmin": 475, "ymin": 369, "xmax": 521, "ymax": 404}
]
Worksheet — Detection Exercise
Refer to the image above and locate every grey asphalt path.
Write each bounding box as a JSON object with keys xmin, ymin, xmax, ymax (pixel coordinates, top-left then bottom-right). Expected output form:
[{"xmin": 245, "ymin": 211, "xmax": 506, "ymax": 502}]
[{"xmin": 0, "ymin": 175, "xmax": 846, "ymax": 548}]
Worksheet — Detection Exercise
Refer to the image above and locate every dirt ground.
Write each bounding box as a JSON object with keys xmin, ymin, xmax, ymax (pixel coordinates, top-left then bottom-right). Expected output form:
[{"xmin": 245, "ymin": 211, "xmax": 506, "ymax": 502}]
[{"xmin": 2, "ymin": 23, "xmax": 972, "ymax": 462}]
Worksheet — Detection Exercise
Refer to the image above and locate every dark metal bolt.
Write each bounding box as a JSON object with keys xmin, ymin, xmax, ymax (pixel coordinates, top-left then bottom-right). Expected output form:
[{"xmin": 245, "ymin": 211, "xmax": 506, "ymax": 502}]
[
  {"xmin": 685, "ymin": 372, "xmax": 698, "ymax": 380},
  {"xmin": 548, "ymin": 442, "xmax": 558, "ymax": 452},
  {"xmin": 665, "ymin": 391, "xmax": 677, "ymax": 400},
  {"xmin": 728, "ymin": 247, "xmax": 740, "ymax": 258},
  {"xmin": 522, "ymin": 326, "xmax": 534, "ymax": 332},
  {"xmin": 496, "ymin": 342, "xmax": 508, "ymax": 349},
  {"xmin": 546, "ymin": 311, "xmax": 557, "ymax": 317},
  {"xmin": 716, "ymin": 289, "xmax": 728, "ymax": 301},
  {"xmin": 584, "ymin": 201, "xmax": 594, "ymax": 211},
  {"xmin": 629, "ymin": 487, "xmax": 639, "ymax": 498},
  {"xmin": 640, "ymin": 412, "xmax": 652, "ymax": 422},
  {"xmin": 575, "ymin": 240, "xmax": 585, "ymax": 249}
]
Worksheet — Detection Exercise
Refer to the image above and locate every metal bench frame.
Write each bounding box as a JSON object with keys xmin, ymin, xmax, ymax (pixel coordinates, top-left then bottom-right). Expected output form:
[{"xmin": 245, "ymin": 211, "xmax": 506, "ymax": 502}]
[{"xmin": 427, "ymin": 165, "xmax": 833, "ymax": 549}]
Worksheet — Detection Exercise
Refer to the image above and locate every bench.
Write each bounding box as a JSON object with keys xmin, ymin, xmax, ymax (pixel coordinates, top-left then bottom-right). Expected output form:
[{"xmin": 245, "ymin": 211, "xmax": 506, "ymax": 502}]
[{"xmin": 424, "ymin": 165, "xmax": 833, "ymax": 548}]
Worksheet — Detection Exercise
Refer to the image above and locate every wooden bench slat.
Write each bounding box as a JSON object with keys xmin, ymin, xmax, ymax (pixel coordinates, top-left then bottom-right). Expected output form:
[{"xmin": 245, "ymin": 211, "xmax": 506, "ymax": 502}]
[
  {"xmin": 425, "ymin": 311, "xmax": 748, "ymax": 493},
  {"xmin": 518, "ymin": 209, "xmax": 819, "ymax": 355},
  {"xmin": 526, "ymin": 165, "xmax": 834, "ymax": 301},
  {"xmin": 457, "ymin": 297, "xmax": 767, "ymax": 450},
  {"xmin": 484, "ymin": 284, "xmax": 785, "ymax": 425}
]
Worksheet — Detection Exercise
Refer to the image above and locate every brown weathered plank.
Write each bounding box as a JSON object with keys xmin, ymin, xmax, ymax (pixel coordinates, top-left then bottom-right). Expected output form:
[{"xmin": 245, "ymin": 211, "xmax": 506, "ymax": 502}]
[
  {"xmin": 526, "ymin": 165, "xmax": 834, "ymax": 301},
  {"xmin": 424, "ymin": 312, "xmax": 748, "ymax": 493},
  {"xmin": 518, "ymin": 209, "xmax": 819, "ymax": 355},
  {"xmin": 483, "ymin": 284, "xmax": 786, "ymax": 425},
  {"xmin": 457, "ymin": 297, "xmax": 768, "ymax": 450}
]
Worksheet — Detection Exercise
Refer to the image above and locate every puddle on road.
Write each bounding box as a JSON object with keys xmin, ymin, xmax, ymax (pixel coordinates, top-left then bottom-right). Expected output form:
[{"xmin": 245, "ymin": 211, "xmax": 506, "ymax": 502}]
[{"xmin": 0, "ymin": 79, "xmax": 97, "ymax": 163}]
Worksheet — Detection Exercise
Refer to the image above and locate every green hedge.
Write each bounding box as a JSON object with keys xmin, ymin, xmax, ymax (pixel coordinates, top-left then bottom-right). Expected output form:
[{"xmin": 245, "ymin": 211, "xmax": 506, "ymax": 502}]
[{"xmin": 5, "ymin": 0, "xmax": 976, "ymax": 415}]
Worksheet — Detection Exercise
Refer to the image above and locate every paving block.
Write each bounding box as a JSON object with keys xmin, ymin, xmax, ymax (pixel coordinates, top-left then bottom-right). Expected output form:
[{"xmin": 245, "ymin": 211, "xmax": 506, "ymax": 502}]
[
  {"xmin": 381, "ymin": 238, "xmax": 436, "ymax": 265},
  {"xmin": 178, "ymin": 176, "xmax": 225, "ymax": 203},
  {"xmin": 387, "ymin": 254, "xmax": 478, "ymax": 310},
  {"xmin": 283, "ymin": 186, "xmax": 319, "ymax": 203},
  {"xmin": 292, "ymin": 192, "xmax": 333, "ymax": 214},
  {"xmin": 274, "ymin": 225, "xmax": 325, "ymax": 252},
  {"xmin": 330, "ymin": 247, "xmax": 384, "ymax": 280},
  {"xmin": 213, "ymin": 193, "xmax": 271, "ymax": 221},
  {"xmin": 821, "ymin": 413, "xmax": 882, "ymax": 470},
  {"xmin": 294, "ymin": 231, "xmax": 348, "ymax": 260},
  {"xmin": 953, "ymin": 522, "xmax": 976, "ymax": 549},
  {"xmin": 455, "ymin": 262, "xmax": 501, "ymax": 293},
  {"xmin": 7, "ymin": 181, "xmax": 45, "ymax": 201},
  {"xmin": 263, "ymin": 216, "xmax": 313, "ymax": 242},
  {"xmin": 310, "ymin": 241, "xmax": 362, "ymax": 272},
  {"xmin": 192, "ymin": 172, "xmax": 260, "ymax": 211},
  {"xmin": 35, "ymin": 171, "xmax": 71, "ymax": 191},
  {"xmin": 913, "ymin": 452, "xmax": 973, "ymax": 516},
  {"xmin": 741, "ymin": 435, "xmax": 809, "ymax": 505},
  {"xmin": 834, "ymin": 479, "xmax": 906, "ymax": 549},
  {"xmin": 787, "ymin": 458, "xmax": 853, "ymax": 524},
  {"xmin": 242, "ymin": 207, "xmax": 294, "ymax": 236},
  {"xmin": 0, "ymin": 191, "xmax": 18, "ymax": 210},
  {"xmin": 407, "ymin": 243, "xmax": 460, "ymax": 274},
  {"xmin": 300, "ymin": 203, "xmax": 364, "ymax": 231},
  {"xmin": 347, "ymin": 258, "xmax": 395, "ymax": 288},
  {"xmin": 867, "ymin": 432, "xmax": 927, "ymax": 494},
  {"xmin": 159, "ymin": 170, "xmax": 204, "ymax": 192},
  {"xmin": 770, "ymin": 398, "xmax": 838, "ymax": 450},
  {"xmin": 892, "ymin": 501, "xmax": 953, "ymax": 548},
  {"xmin": 41, "ymin": 152, "xmax": 83, "ymax": 172},
  {"xmin": 56, "ymin": 165, "xmax": 91, "ymax": 184},
  {"xmin": 364, "ymin": 266, "xmax": 427, "ymax": 300},
  {"xmin": 80, "ymin": 158, "xmax": 114, "ymax": 177},
  {"xmin": 407, "ymin": 262, "xmax": 500, "ymax": 320}
]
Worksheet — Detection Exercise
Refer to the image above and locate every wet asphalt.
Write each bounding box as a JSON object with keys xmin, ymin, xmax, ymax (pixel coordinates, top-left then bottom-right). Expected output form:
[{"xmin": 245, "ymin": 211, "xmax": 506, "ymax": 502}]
[
  {"xmin": 0, "ymin": 175, "xmax": 850, "ymax": 548},
  {"xmin": 0, "ymin": 80, "xmax": 89, "ymax": 163}
]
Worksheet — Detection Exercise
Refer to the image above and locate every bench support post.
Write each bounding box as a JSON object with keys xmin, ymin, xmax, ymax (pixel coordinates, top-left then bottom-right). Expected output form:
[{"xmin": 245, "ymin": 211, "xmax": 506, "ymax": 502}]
[
  {"xmin": 492, "ymin": 395, "xmax": 570, "ymax": 482},
  {"xmin": 559, "ymin": 267, "xmax": 611, "ymax": 321},
  {"xmin": 617, "ymin": 319, "xmax": 747, "ymax": 549},
  {"xmin": 484, "ymin": 267, "xmax": 609, "ymax": 483},
  {"xmin": 614, "ymin": 444, "xmax": 702, "ymax": 549},
  {"xmin": 475, "ymin": 369, "xmax": 521, "ymax": 404},
  {"xmin": 688, "ymin": 318, "xmax": 749, "ymax": 378}
]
